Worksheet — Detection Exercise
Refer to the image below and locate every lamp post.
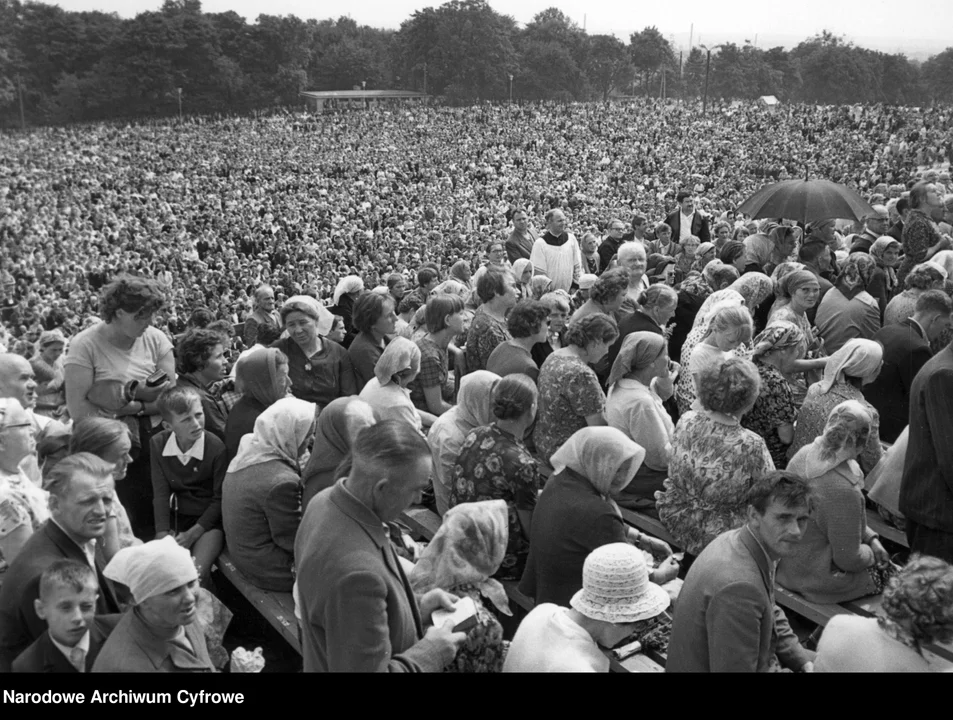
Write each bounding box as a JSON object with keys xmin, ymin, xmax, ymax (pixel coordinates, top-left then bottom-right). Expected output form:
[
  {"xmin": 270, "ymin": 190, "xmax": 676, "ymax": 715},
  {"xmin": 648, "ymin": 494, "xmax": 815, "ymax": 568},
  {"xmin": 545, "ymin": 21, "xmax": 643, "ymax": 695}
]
[
  {"xmin": 700, "ymin": 44, "xmax": 726, "ymax": 116},
  {"xmin": 177, "ymin": 87, "xmax": 182, "ymax": 119},
  {"xmin": 509, "ymin": 74, "xmax": 513, "ymax": 104}
]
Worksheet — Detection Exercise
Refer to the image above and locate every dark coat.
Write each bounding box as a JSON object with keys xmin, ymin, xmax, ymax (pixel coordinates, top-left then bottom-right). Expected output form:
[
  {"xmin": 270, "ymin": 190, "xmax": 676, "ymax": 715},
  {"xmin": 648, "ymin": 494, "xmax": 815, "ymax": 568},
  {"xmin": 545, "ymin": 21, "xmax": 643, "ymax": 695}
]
[
  {"xmin": 12, "ymin": 615, "xmax": 119, "ymax": 673},
  {"xmin": 92, "ymin": 608, "xmax": 213, "ymax": 672},
  {"xmin": 665, "ymin": 210, "xmax": 711, "ymax": 244}
]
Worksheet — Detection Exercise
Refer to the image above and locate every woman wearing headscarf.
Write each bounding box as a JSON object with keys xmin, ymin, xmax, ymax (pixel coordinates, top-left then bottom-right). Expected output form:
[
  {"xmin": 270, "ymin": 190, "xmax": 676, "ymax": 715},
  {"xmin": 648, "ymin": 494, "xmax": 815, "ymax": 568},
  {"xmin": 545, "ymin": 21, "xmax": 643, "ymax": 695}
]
[
  {"xmin": 30, "ymin": 330, "xmax": 67, "ymax": 421},
  {"xmin": 883, "ymin": 262, "xmax": 947, "ymax": 328},
  {"xmin": 519, "ymin": 427, "xmax": 678, "ymax": 607},
  {"xmin": 359, "ymin": 336, "xmax": 431, "ymax": 432},
  {"xmin": 327, "ymin": 275, "xmax": 365, "ymax": 347},
  {"xmin": 428, "ymin": 371, "xmax": 500, "ymax": 517},
  {"xmin": 605, "ymin": 332, "xmax": 677, "ymax": 513},
  {"xmin": 511, "ymin": 258, "xmax": 533, "ymax": 301},
  {"xmin": 743, "ymin": 225, "xmax": 800, "ymax": 275},
  {"xmin": 409, "ymin": 500, "xmax": 510, "ymax": 673},
  {"xmin": 223, "ymin": 348, "xmax": 289, "ymax": 460},
  {"xmin": 867, "ymin": 236, "xmax": 902, "ymax": 315},
  {"xmin": 778, "ymin": 401, "xmax": 894, "ymax": 604},
  {"xmin": 768, "ymin": 268, "xmax": 829, "ymax": 403},
  {"xmin": 300, "ymin": 397, "xmax": 376, "ymax": 510},
  {"xmin": 221, "ymin": 397, "xmax": 317, "ymax": 592},
  {"xmin": 788, "ymin": 339, "xmax": 884, "ymax": 474},
  {"xmin": 815, "ymin": 253, "xmax": 881, "ymax": 355},
  {"xmin": 528, "ymin": 275, "xmax": 553, "ymax": 301},
  {"xmin": 242, "ymin": 285, "xmax": 282, "ymax": 349},
  {"xmin": 94, "ymin": 536, "xmax": 214, "ymax": 672},
  {"xmin": 449, "ymin": 260, "xmax": 472, "ymax": 289},
  {"xmin": 732, "ymin": 271, "xmax": 776, "ymax": 335},
  {"xmin": 741, "ymin": 322, "xmax": 804, "ymax": 469},
  {"xmin": 273, "ymin": 295, "xmax": 356, "ymax": 409}
]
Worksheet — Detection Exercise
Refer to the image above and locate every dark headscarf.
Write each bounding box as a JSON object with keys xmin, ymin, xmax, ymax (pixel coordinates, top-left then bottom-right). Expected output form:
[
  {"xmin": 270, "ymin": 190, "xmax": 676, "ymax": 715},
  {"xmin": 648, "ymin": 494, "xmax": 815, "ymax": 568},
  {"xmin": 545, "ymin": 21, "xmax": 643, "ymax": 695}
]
[{"xmin": 235, "ymin": 348, "xmax": 287, "ymax": 407}]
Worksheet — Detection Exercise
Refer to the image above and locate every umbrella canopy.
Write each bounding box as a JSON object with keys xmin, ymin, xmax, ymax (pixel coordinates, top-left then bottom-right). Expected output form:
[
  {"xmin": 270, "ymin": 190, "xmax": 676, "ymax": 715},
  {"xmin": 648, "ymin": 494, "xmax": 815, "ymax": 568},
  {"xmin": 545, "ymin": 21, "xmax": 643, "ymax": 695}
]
[{"xmin": 737, "ymin": 179, "xmax": 874, "ymax": 225}]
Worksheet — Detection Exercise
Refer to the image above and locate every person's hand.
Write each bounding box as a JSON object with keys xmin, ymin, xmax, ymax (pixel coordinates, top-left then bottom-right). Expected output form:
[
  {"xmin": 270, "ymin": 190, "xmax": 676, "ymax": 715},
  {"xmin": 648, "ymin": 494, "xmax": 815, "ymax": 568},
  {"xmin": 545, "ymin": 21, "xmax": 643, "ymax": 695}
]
[
  {"xmin": 422, "ymin": 620, "xmax": 468, "ymax": 662},
  {"xmin": 639, "ymin": 534, "xmax": 673, "ymax": 560},
  {"xmin": 870, "ymin": 538, "xmax": 890, "ymax": 568},
  {"xmin": 801, "ymin": 661, "xmax": 815, "ymax": 673},
  {"xmin": 651, "ymin": 556, "xmax": 680, "ymax": 585},
  {"xmin": 419, "ymin": 588, "xmax": 460, "ymax": 624},
  {"xmin": 653, "ymin": 375, "xmax": 675, "ymax": 401},
  {"xmin": 175, "ymin": 526, "xmax": 204, "ymax": 550},
  {"xmin": 135, "ymin": 379, "xmax": 171, "ymax": 403}
]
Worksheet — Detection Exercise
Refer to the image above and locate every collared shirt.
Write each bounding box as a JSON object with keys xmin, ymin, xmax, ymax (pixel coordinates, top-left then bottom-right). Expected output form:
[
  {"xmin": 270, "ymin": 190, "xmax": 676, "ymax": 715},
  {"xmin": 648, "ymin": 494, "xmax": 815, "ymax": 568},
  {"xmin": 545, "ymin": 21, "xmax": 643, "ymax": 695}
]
[
  {"xmin": 679, "ymin": 211, "xmax": 695, "ymax": 241},
  {"xmin": 162, "ymin": 432, "xmax": 206, "ymax": 466},
  {"xmin": 50, "ymin": 630, "xmax": 90, "ymax": 672},
  {"xmin": 50, "ymin": 517, "xmax": 97, "ymax": 569}
]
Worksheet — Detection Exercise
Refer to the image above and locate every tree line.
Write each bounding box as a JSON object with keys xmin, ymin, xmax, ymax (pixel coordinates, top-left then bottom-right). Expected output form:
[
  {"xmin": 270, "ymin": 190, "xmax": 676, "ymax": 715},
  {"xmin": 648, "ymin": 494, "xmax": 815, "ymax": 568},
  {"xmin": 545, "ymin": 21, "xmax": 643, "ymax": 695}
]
[{"xmin": 2, "ymin": 0, "xmax": 952, "ymax": 127}]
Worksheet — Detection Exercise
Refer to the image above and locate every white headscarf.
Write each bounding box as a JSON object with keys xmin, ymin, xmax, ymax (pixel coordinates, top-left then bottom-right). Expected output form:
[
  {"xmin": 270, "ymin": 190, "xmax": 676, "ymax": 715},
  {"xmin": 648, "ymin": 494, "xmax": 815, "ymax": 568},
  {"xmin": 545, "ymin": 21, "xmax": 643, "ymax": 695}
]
[
  {"xmin": 332, "ymin": 276, "xmax": 365, "ymax": 306},
  {"xmin": 104, "ymin": 536, "xmax": 198, "ymax": 605},
  {"xmin": 281, "ymin": 295, "xmax": 334, "ymax": 337},
  {"xmin": 227, "ymin": 397, "xmax": 317, "ymax": 474},
  {"xmin": 818, "ymin": 339, "xmax": 883, "ymax": 394},
  {"xmin": 550, "ymin": 427, "xmax": 646, "ymax": 496},
  {"xmin": 789, "ymin": 400, "xmax": 872, "ymax": 481},
  {"xmin": 373, "ymin": 337, "xmax": 420, "ymax": 386}
]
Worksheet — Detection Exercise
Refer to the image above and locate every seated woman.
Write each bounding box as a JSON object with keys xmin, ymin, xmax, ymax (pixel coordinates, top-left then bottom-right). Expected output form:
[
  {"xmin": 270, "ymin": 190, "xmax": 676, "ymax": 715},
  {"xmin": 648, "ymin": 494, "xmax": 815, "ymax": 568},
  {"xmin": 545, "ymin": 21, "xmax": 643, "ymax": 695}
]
[
  {"xmin": 359, "ymin": 337, "xmax": 432, "ymax": 432},
  {"xmin": 867, "ymin": 237, "xmax": 902, "ymax": 317},
  {"xmin": 530, "ymin": 291, "xmax": 570, "ymax": 368},
  {"xmin": 520, "ymin": 427, "xmax": 678, "ymax": 607},
  {"xmin": 778, "ymin": 401, "xmax": 893, "ymax": 604},
  {"xmin": 449, "ymin": 374, "xmax": 543, "ymax": 581},
  {"xmin": 570, "ymin": 268, "xmax": 628, "ymax": 324},
  {"xmin": 29, "ymin": 330, "xmax": 67, "ymax": 421},
  {"xmin": 300, "ymin": 397, "xmax": 376, "ymax": 510},
  {"xmin": 175, "ymin": 329, "xmax": 230, "ymax": 443},
  {"xmin": 815, "ymin": 253, "xmax": 881, "ymax": 355},
  {"xmin": 347, "ymin": 291, "xmax": 398, "ymax": 391},
  {"xmin": 766, "ymin": 269, "xmax": 828, "ymax": 404},
  {"xmin": 427, "ymin": 371, "xmax": 500, "ymax": 517},
  {"xmin": 605, "ymin": 283, "xmax": 678, "ymax": 377},
  {"xmin": 408, "ymin": 500, "xmax": 511, "ymax": 673},
  {"xmin": 605, "ymin": 332, "xmax": 677, "ymax": 513},
  {"xmin": 409, "ymin": 294, "xmax": 467, "ymax": 417},
  {"xmin": 223, "ymin": 348, "xmax": 289, "ymax": 461},
  {"xmin": 221, "ymin": 397, "xmax": 317, "ymax": 592},
  {"xmin": 815, "ymin": 554, "xmax": 953, "ymax": 672},
  {"xmin": 533, "ymin": 313, "xmax": 619, "ymax": 462},
  {"xmin": 465, "ymin": 268, "xmax": 517, "ymax": 374},
  {"xmin": 656, "ymin": 357, "xmax": 775, "ymax": 558},
  {"xmin": 788, "ymin": 339, "xmax": 884, "ymax": 474},
  {"xmin": 741, "ymin": 322, "xmax": 804, "ymax": 469},
  {"xmin": 95, "ymin": 536, "xmax": 214, "ymax": 672},
  {"xmin": 486, "ymin": 300, "xmax": 549, "ymax": 382},
  {"xmin": 273, "ymin": 295, "xmax": 356, "ymax": 410},
  {"xmin": 884, "ymin": 262, "xmax": 946, "ymax": 327}
]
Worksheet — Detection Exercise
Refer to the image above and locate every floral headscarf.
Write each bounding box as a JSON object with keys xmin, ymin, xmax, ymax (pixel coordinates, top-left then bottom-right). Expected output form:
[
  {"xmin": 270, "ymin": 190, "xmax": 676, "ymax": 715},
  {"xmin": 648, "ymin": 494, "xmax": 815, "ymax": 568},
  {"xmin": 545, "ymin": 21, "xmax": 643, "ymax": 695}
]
[
  {"xmin": 869, "ymin": 236, "xmax": 901, "ymax": 294},
  {"xmin": 835, "ymin": 253, "xmax": 878, "ymax": 301},
  {"xmin": 409, "ymin": 499, "xmax": 512, "ymax": 615},
  {"xmin": 550, "ymin": 427, "xmax": 646, "ymax": 497},
  {"xmin": 770, "ymin": 261, "xmax": 807, "ymax": 295},
  {"xmin": 818, "ymin": 338, "xmax": 883, "ymax": 394},
  {"xmin": 794, "ymin": 400, "xmax": 872, "ymax": 480},
  {"xmin": 751, "ymin": 321, "xmax": 805, "ymax": 360},
  {"xmin": 608, "ymin": 332, "xmax": 667, "ymax": 388},
  {"xmin": 730, "ymin": 272, "xmax": 774, "ymax": 312},
  {"xmin": 529, "ymin": 275, "xmax": 553, "ymax": 300},
  {"xmin": 691, "ymin": 289, "xmax": 745, "ymax": 332}
]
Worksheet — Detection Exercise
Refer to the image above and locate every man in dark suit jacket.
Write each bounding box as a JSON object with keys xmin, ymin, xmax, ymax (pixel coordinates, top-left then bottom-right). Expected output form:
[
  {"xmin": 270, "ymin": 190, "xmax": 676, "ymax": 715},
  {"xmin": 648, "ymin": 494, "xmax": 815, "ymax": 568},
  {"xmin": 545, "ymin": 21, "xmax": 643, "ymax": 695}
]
[
  {"xmin": 0, "ymin": 454, "xmax": 121, "ymax": 672},
  {"xmin": 665, "ymin": 191, "xmax": 711, "ymax": 245},
  {"xmin": 667, "ymin": 472, "xmax": 815, "ymax": 673},
  {"xmin": 294, "ymin": 421, "xmax": 466, "ymax": 672},
  {"xmin": 864, "ymin": 291, "xmax": 952, "ymax": 443}
]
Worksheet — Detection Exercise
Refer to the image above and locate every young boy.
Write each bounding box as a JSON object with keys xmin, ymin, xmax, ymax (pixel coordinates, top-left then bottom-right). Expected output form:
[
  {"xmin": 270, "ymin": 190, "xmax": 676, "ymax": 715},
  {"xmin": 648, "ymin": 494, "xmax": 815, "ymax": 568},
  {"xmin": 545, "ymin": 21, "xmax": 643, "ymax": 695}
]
[
  {"xmin": 12, "ymin": 560, "xmax": 114, "ymax": 673},
  {"xmin": 150, "ymin": 386, "xmax": 227, "ymax": 583}
]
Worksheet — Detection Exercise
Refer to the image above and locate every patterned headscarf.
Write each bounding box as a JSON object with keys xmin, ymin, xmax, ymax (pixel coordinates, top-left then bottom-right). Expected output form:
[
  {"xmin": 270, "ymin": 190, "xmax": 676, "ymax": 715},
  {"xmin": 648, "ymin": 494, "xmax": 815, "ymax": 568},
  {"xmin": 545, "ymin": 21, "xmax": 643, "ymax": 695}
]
[
  {"xmin": 869, "ymin": 236, "xmax": 901, "ymax": 294},
  {"xmin": 409, "ymin": 499, "xmax": 512, "ymax": 616},
  {"xmin": 818, "ymin": 339, "xmax": 883, "ymax": 394},
  {"xmin": 835, "ymin": 253, "xmax": 878, "ymax": 301},
  {"xmin": 751, "ymin": 321, "xmax": 805, "ymax": 360},
  {"xmin": 730, "ymin": 272, "xmax": 774, "ymax": 311},
  {"xmin": 608, "ymin": 332, "xmax": 667, "ymax": 388},
  {"xmin": 777, "ymin": 270, "xmax": 818, "ymax": 300},
  {"xmin": 691, "ymin": 289, "xmax": 745, "ymax": 331},
  {"xmin": 432, "ymin": 279, "xmax": 471, "ymax": 301},
  {"xmin": 550, "ymin": 427, "xmax": 646, "ymax": 497},
  {"xmin": 529, "ymin": 275, "xmax": 553, "ymax": 300},
  {"xmin": 770, "ymin": 261, "xmax": 807, "ymax": 295},
  {"xmin": 511, "ymin": 258, "xmax": 532, "ymax": 285},
  {"xmin": 450, "ymin": 260, "xmax": 472, "ymax": 286},
  {"xmin": 794, "ymin": 400, "xmax": 872, "ymax": 480}
]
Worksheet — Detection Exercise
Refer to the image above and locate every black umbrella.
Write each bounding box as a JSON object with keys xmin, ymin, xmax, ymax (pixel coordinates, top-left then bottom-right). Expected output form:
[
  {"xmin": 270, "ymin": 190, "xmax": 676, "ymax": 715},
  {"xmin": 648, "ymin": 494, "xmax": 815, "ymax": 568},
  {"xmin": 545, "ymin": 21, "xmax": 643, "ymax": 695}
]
[{"xmin": 737, "ymin": 179, "xmax": 874, "ymax": 225}]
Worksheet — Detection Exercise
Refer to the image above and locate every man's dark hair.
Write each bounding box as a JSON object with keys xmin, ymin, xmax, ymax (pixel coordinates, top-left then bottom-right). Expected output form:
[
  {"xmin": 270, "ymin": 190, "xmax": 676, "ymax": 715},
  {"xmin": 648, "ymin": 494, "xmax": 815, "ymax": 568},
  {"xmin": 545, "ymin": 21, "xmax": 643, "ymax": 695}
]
[
  {"xmin": 896, "ymin": 197, "xmax": 909, "ymax": 215},
  {"xmin": 416, "ymin": 268, "xmax": 438, "ymax": 288},
  {"xmin": 798, "ymin": 241, "xmax": 830, "ymax": 265},
  {"xmin": 746, "ymin": 470, "xmax": 813, "ymax": 515},
  {"xmin": 915, "ymin": 289, "xmax": 953, "ymax": 316},
  {"xmin": 476, "ymin": 267, "xmax": 508, "ymax": 303},
  {"xmin": 676, "ymin": 191, "xmax": 693, "ymax": 203}
]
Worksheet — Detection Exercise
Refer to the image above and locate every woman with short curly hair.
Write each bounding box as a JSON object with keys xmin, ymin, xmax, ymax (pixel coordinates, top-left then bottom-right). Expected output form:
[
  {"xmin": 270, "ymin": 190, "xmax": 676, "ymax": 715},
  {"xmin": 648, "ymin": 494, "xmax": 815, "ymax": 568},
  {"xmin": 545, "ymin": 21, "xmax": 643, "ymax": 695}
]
[
  {"xmin": 487, "ymin": 300, "xmax": 550, "ymax": 382},
  {"xmin": 569, "ymin": 268, "xmax": 628, "ymax": 324},
  {"xmin": 656, "ymin": 356, "xmax": 775, "ymax": 557}
]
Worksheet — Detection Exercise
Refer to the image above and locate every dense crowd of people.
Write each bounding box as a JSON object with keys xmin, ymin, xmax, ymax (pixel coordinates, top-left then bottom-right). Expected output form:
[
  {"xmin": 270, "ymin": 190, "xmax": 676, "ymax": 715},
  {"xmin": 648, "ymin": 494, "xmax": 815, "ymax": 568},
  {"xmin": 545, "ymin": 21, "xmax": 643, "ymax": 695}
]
[{"xmin": 2, "ymin": 99, "xmax": 953, "ymax": 674}]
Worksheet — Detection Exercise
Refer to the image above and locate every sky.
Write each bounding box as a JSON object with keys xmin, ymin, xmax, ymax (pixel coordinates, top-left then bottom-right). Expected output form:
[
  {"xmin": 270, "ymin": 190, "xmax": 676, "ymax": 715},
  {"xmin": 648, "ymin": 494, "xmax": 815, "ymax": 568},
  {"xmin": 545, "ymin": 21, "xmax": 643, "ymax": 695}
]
[{"xmin": 51, "ymin": 0, "xmax": 953, "ymax": 52}]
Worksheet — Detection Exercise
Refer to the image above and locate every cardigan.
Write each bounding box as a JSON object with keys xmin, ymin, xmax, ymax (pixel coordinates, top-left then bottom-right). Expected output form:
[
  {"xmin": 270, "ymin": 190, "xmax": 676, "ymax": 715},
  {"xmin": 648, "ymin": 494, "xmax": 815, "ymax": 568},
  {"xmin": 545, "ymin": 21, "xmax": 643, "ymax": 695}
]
[{"xmin": 150, "ymin": 430, "xmax": 227, "ymax": 533}]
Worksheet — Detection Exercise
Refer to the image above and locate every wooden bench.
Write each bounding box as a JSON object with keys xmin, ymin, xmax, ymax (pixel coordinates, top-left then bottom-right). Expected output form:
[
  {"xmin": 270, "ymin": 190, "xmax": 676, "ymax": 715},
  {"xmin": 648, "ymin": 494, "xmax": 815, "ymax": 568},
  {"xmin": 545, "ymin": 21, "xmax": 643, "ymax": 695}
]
[
  {"xmin": 215, "ymin": 550, "xmax": 301, "ymax": 656},
  {"xmin": 865, "ymin": 510, "xmax": 908, "ymax": 549},
  {"xmin": 618, "ymin": 507, "xmax": 680, "ymax": 549}
]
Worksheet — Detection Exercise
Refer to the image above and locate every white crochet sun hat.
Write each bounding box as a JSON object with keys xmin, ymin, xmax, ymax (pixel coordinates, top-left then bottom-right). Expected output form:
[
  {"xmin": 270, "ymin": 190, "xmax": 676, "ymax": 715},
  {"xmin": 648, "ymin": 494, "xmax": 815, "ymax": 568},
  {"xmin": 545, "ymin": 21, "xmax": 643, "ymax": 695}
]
[{"xmin": 570, "ymin": 543, "xmax": 670, "ymax": 624}]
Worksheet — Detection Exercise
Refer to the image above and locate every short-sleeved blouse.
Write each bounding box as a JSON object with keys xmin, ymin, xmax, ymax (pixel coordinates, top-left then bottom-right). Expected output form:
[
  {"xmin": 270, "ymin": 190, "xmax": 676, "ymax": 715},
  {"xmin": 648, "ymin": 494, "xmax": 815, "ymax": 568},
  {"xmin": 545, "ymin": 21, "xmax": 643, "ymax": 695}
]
[
  {"xmin": 64, "ymin": 323, "xmax": 173, "ymax": 385},
  {"xmin": 409, "ymin": 334, "xmax": 450, "ymax": 410},
  {"xmin": 449, "ymin": 425, "xmax": 542, "ymax": 581},
  {"xmin": 656, "ymin": 410, "xmax": 775, "ymax": 556},
  {"xmin": 532, "ymin": 354, "xmax": 606, "ymax": 462},
  {"xmin": 465, "ymin": 309, "xmax": 511, "ymax": 375},
  {"xmin": 741, "ymin": 360, "xmax": 798, "ymax": 469}
]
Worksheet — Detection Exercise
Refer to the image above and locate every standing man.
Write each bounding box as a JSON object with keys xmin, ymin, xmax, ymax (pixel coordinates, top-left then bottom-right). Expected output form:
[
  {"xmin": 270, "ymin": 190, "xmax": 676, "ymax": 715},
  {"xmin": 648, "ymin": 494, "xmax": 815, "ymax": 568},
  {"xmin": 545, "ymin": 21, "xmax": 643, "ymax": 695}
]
[
  {"xmin": 295, "ymin": 421, "xmax": 466, "ymax": 672},
  {"xmin": 597, "ymin": 218, "xmax": 627, "ymax": 272},
  {"xmin": 665, "ymin": 192, "xmax": 711, "ymax": 245},
  {"xmin": 530, "ymin": 209, "xmax": 583, "ymax": 294},
  {"xmin": 506, "ymin": 209, "xmax": 538, "ymax": 264},
  {"xmin": 848, "ymin": 205, "xmax": 890, "ymax": 254},
  {"xmin": 667, "ymin": 471, "xmax": 815, "ymax": 673}
]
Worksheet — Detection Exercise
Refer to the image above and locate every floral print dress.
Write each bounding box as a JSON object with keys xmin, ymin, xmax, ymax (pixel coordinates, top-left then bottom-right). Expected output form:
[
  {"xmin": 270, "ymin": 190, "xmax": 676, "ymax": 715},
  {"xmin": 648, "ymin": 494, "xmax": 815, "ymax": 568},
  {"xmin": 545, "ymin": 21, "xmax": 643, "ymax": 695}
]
[
  {"xmin": 449, "ymin": 425, "xmax": 542, "ymax": 580},
  {"xmin": 742, "ymin": 360, "xmax": 798, "ymax": 469},
  {"xmin": 532, "ymin": 354, "xmax": 606, "ymax": 462},
  {"xmin": 655, "ymin": 411, "xmax": 775, "ymax": 556}
]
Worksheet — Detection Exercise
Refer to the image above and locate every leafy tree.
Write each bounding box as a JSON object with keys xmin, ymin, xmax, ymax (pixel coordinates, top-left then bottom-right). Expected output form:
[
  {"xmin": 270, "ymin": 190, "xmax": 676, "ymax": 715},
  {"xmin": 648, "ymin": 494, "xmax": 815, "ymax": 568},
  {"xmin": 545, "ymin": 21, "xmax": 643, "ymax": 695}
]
[
  {"xmin": 585, "ymin": 34, "xmax": 632, "ymax": 101},
  {"xmin": 629, "ymin": 26, "xmax": 675, "ymax": 93}
]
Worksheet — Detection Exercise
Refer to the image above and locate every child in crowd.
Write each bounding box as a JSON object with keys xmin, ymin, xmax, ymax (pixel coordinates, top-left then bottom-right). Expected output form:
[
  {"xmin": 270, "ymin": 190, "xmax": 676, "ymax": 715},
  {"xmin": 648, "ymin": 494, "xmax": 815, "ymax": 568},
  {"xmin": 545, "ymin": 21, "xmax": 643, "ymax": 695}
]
[
  {"xmin": 150, "ymin": 386, "xmax": 227, "ymax": 583},
  {"xmin": 12, "ymin": 560, "xmax": 116, "ymax": 673}
]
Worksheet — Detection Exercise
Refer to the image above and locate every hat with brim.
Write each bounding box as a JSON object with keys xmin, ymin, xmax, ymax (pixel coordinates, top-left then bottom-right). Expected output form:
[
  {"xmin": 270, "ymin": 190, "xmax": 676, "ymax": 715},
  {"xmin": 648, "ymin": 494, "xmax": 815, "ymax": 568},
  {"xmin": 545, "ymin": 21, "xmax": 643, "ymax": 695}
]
[{"xmin": 570, "ymin": 542, "xmax": 670, "ymax": 624}]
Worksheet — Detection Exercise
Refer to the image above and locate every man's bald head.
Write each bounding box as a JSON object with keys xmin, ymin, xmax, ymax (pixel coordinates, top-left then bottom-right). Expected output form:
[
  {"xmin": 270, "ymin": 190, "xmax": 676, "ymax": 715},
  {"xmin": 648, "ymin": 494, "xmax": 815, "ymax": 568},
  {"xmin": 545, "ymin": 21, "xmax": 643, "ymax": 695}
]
[{"xmin": 0, "ymin": 353, "xmax": 37, "ymax": 410}]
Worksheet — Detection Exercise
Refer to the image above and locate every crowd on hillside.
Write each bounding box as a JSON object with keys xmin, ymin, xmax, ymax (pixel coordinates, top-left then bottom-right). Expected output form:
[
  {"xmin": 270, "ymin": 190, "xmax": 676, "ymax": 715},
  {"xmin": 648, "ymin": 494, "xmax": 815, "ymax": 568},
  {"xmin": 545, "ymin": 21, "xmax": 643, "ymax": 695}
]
[{"xmin": 1, "ymin": 100, "xmax": 953, "ymax": 674}]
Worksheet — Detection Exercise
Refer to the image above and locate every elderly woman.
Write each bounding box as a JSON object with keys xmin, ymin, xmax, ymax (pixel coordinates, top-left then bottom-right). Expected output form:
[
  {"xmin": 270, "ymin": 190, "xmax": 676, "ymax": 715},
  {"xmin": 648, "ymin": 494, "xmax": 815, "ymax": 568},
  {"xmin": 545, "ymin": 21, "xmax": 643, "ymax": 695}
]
[
  {"xmin": 884, "ymin": 262, "xmax": 947, "ymax": 328},
  {"xmin": 656, "ymin": 357, "xmax": 775, "ymax": 557},
  {"xmin": 359, "ymin": 337, "xmax": 432, "ymax": 432},
  {"xmin": 778, "ymin": 401, "xmax": 893, "ymax": 604},
  {"xmin": 428, "ymin": 371, "xmax": 499, "ymax": 517},
  {"xmin": 719, "ymin": 240, "xmax": 747, "ymax": 273},
  {"xmin": 328, "ymin": 275, "xmax": 365, "ymax": 345},
  {"xmin": 815, "ymin": 254, "xmax": 882, "ymax": 355},
  {"xmin": 867, "ymin": 236, "xmax": 902, "ymax": 315},
  {"xmin": 273, "ymin": 295, "xmax": 356, "ymax": 409},
  {"xmin": 691, "ymin": 242, "xmax": 717, "ymax": 275},
  {"xmin": 94, "ymin": 536, "xmax": 214, "ymax": 672},
  {"xmin": 348, "ymin": 291, "xmax": 398, "ymax": 391},
  {"xmin": 741, "ymin": 322, "xmax": 803, "ymax": 469},
  {"xmin": 606, "ymin": 284, "xmax": 678, "ymax": 376},
  {"xmin": 221, "ymin": 397, "xmax": 316, "ymax": 592},
  {"xmin": 223, "ymin": 348, "xmax": 289, "ymax": 460},
  {"xmin": 408, "ymin": 500, "xmax": 511, "ymax": 673},
  {"xmin": 487, "ymin": 300, "xmax": 549, "ymax": 382},
  {"xmin": 175, "ymin": 329, "xmax": 229, "ymax": 443},
  {"xmin": 242, "ymin": 284, "xmax": 281, "ymax": 348},
  {"xmin": 744, "ymin": 225, "xmax": 800, "ymax": 275},
  {"xmin": 533, "ymin": 313, "xmax": 619, "ymax": 462},
  {"xmin": 450, "ymin": 259, "xmax": 473, "ymax": 289},
  {"xmin": 520, "ymin": 427, "xmax": 678, "ymax": 607},
  {"xmin": 511, "ymin": 258, "xmax": 533, "ymax": 301},
  {"xmin": 528, "ymin": 275, "xmax": 554, "ymax": 301},
  {"xmin": 570, "ymin": 268, "xmax": 628, "ymax": 324},
  {"xmin": 300, "ymin": 397, "xmax": 376, "ymax": 510},
  {"xmin": 29, "ymin": 330, "xmax": 67, "ymax": 421},
  {"xmin": 450, "ymin": 375, "xmax": 543, "ymax": 581},
  {"xmin": 606, "ymin": 332, "xmax": 677, "ymax": 513},
  {"xmin": 814, "ymin": 554, "xmax": 953, "ymax": 672},
  {"xmin": 788, "ymin": 339, "xmax": 884, "ymax": 474}
]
